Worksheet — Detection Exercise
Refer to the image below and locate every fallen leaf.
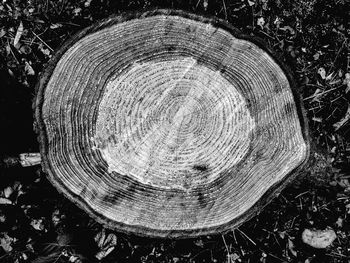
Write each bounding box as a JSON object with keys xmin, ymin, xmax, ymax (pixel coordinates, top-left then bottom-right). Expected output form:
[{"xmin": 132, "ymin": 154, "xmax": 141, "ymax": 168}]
[
  {"xmin": 73, "ymin": 7, "xmax": 82, "ymax": 16},
  {"xmin": 0, "ymin": 197, "xmax": 12, "ymax": 205},
  {"xmin": 280, "ymin": 25, "xmax": 295, "ymax": 35},
  {"xmin": 0, "ymin": 28, "xmax": 6, "ymax": 38},
  {"xmin": 95, "ymin": 229, "xmax": 106, "ymax": 248},
  {"xmin": 30, "ymin": 218, "xmax": 45, "ymax": 231},
  {"xmin": 247, "ymin": 0, "xmax": 255, "ymax": 6},
  {"xmin": 13, "ymin": 21, "xmax": 23, "ymax": 48},
  {"xmin": 309, "ymin": 88, "xmax": 323, "ymax": 103},
  {"xmin": 52, "ymin": 209, "xmax": 65, "ymax": 226},
  {"xmin": 203, "ymin": 0, "xmax": 208, "ymax": 10},
  {"xmin": 344, "ymin": 73, "xmax": 350, "ymax": 93},
  {"xmin": 312, "ymin": 117, "xmax": 323, "ymax": 122},
  {"xmin": 0, "ymin": 233, "xmax": 14, "ymax": 252},
  {"xmin": 95, "ymin": 229, "xmax": 118, "ymax": 260},
  {"xmin": 194, "ymin": 239, "xmax": 204, "ymax": 247},
  {"xmin": 19, "ymin": 45, "xmax": 32, "ymax": 54},
  {"xmin": 260, "ymin": 252, "xmax": 267, "ymax": 263},
  {"xmin": 50, "ymin": 23, "xmax": 62, "ymax": 29},
  {"xmin": 273, "ymin": 17, "xmax": 282, "ymax": 29},
  {"xmin": 5, "ymin": 44, "xmax": 11, "ymax": 55},
  {"xmin": 38, "ymin": 43, "xmax": 51, "ymax": 57},
  {"xmin": 302, "ymin": 228, "xmax": 337, "ymax": 249},
  {"xmin": 0, "ymin": 213, "xmax": 5, "ymax": 223},
  {"xmin": 338, "ymin": 178, "xmax": 350, "ymax": 188},
  {"xmin": 333, "ymin": 105, "xmax": 350, "ymax": 130},
  {"xmin": 84, "ymin": 0, "xmax": 93, "ymax": 7},
  {"xmin": 313, "ymin": 52, "xmax": 320, "ymax": 60},
  {"xmin": 24, "ymin": 61, "xmax": 35, "ymax": 75},
  {"xmin": 21, "ymin": 253, "xmax": 28, "ymax": 260},
  {"xmin": 318, "ymin": 67, "xmax": 326, "ymax": 79},
  {"xmin": 69, "ymin": 255, "xmax": 79, "ymax": 262},
  {"xmin": 3, "ymin": 186, "xmax": 13, "ymax": 198},
  {"xmin": 288, "ymin": 238, "xmax": 297, "ymax": 257},
  {"xmin": 336, "ymin": 217, "xmax": 343, "ymax": 228},
  {"xmin": 325, "ymin": 71, "xmax": 335, "ymax": 81},
  {"xmin": 257, "ymin": 17, "xmax": 265, "ymax": 28},
  {"xmin": 278, "ymin": 231, "xmax": 286, "ymax": 239},
  {"xmin": 231, "ymin": 253, "xmax": 240, "ymax": 261}
]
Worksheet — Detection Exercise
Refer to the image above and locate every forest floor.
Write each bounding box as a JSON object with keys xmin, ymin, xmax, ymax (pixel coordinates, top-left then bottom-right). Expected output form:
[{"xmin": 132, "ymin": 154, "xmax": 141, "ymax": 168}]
[{"xmin": 0, "ymin": 0, "xmax": 350, "ymax": 262}]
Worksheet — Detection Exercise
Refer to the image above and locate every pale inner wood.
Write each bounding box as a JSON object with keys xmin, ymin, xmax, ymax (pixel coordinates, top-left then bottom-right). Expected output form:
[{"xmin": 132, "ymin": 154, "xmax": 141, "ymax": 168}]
[{"xmin": 94, "ymin": 58, "xmax": 255, "ymax": 189}]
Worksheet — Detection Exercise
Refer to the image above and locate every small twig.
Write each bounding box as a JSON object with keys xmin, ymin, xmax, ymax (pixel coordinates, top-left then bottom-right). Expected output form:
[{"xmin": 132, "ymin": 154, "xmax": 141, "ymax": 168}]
[
  {"xmin": 267, "ymin": 253, "xmax": 286, "ymax": 262},
  {"xmin": 53, "ymin": 253, "xmax": 63, "ymax": 263},
  {"xmin": 299, "ymin": 196, "xmax": 303, "ymax": 210},
  {"xmin": 251, "ymin": 3, "xmax": 255, "ymax": 30},
  {"xmin": 189, "ymin": 248, "xmax": 211, "ymax": 261},
  {"xmin": 195, "ymin": 0, "xmax": 202, "ymax": 9},
  {"xmin": 294, "ymin": 191, "xmax": 310, "ymax": 199},
  {"xmin": 3, "ymin": 36, "xmax": 41, "ymax": 46},
  {"xmin": 8, "ymin": 41, "xmax": 19, "ymax": 64},
  {"xmin": 59, "ymin": 0, "xmax": 67, "ymax": 15},
  {"xmin": 222, "ymin": 0, "xmax": 228, "ymax": 20},
  {"xmin": 329, "ymin": 38, "xmax": 347, "ymax": 72},
  {"xmin": 289, "ymin": 216, "xmax": 297, "ymax": 229},
  {"xmin": 326, "ymin": 108, "xmax": 338, "ymax": 120},
  {"xmin": 221, "ymin": 234, "xmax": 230, "ymax": 254},
  {"xmin": 258, "ymin": 29, "xmax": 276, "ymax": 40},
  {"xmin": 279, "ymin": 194, "xmax": 289, "ymax": 204},
  {"xmin": 232, "ymin": 229, "xmax": 238, "ymax": 245},
  {"xmin": 59, "ymin": 22, "xmax": 82, "ymax": 27},
  {"xmin": 303, "ymin": 86, "xmax": 340, "ymax": 101},
  {"xmin": 346, "ymin": 39, "xmax": 350, "ymax": 72},
  {"xmin": 307, "ymin": 105, "xmax": 323, "ymax": 111},
  {"xmin": 262, "ymin": 228, "xmax": 282, "ymax": 248},
  {"xmin": 337, "ymin": 196, "xmax": 349, "ymax": 200},
  {"xmin": 236, "ymin": 228, "xmax": 256, "ymax": 246},
  {"xmin": 32, "ymin": 31, "xmax": 54, "ymax": 51},
  {"xmin": 304, "ymin": 83, "xmax": 325, "ymax": 88},
  {"xmin": 232, "ymin": 229, "xmax": 245, "ymax": 256},
  {"xmin": 330, "ymin": 95, "xmax": 343, "ymax": 103},
  {"xmin": 326, "ymin": 252, "xmax": 349, "ymax": 258}
]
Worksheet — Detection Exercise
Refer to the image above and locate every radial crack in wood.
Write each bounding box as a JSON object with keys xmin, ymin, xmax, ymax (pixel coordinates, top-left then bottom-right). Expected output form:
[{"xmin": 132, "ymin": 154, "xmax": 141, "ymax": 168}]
[{"xmin": 34, "ymin": 9, "xmax": 310, "ymax": 238}]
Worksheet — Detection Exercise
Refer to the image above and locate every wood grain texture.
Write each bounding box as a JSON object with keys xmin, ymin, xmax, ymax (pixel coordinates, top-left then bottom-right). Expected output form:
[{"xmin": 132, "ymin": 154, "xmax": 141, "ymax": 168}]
[{"xmin": 34, "ymin": 9, "xmax": 310, "ymax": 238}]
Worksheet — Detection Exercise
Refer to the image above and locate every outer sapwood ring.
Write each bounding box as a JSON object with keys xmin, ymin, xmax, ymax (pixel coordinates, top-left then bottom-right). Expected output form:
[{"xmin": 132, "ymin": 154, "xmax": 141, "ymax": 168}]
[{"xmin": 34, "ymin": 9, "xmax": 310, "ymax": 238}]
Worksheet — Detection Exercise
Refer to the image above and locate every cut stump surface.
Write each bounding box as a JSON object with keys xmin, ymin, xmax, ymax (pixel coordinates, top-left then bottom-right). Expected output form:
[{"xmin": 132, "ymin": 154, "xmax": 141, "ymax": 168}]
[{"xmin": 35, "ymin": 9, "xmax": 310, "ymax": 238}]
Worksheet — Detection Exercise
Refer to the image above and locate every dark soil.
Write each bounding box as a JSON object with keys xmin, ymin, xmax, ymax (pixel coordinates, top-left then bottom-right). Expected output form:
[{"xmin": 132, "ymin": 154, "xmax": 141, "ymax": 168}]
[{"xmin": 1, "ymin": 0, "xmax": 350, "ymax": 262}]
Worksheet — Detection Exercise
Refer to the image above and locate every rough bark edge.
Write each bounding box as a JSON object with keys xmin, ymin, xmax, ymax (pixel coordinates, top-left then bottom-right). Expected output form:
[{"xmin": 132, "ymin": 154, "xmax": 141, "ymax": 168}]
[{"xmin": 33, "ymin": 8, "xmax": 311, "ymax": 239}]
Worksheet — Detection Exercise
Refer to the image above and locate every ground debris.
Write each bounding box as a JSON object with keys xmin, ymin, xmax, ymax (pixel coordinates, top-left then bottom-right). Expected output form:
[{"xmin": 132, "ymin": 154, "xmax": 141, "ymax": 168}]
[
  {"xmin": 13, "ymin": 21, "xmax": 23, "ymax": 48},
  {"xmin": 333, "ymin": 105, "xmax": 350, "ymax": 131},
  {"xmin": 302, "ymin": 228, "xmax": 337, "ymax": 249},
  {"xmin": 94, "ymin": 229, "xmax": 118, "ymax": 260},
  {"xmin": 0, "ymin": 233, "xmax": 15, "ymax": 253}
]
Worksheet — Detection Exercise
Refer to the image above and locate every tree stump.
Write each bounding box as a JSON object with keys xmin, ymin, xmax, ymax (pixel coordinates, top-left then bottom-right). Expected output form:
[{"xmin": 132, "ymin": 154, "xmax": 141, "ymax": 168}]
[{"xmin": 34, "ymin": 9, "xmax": 310, "ymax": 238}]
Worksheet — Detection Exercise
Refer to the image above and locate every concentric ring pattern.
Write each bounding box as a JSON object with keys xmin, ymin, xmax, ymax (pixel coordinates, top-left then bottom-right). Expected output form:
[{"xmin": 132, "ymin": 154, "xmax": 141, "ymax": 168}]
[
  {"xmin": 95, "ymin": 58, "xmax": 255, "ymax": 190},
  {"xmin": 36, "ymin": 10, "xmax": 309, "ymax": 237}
]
